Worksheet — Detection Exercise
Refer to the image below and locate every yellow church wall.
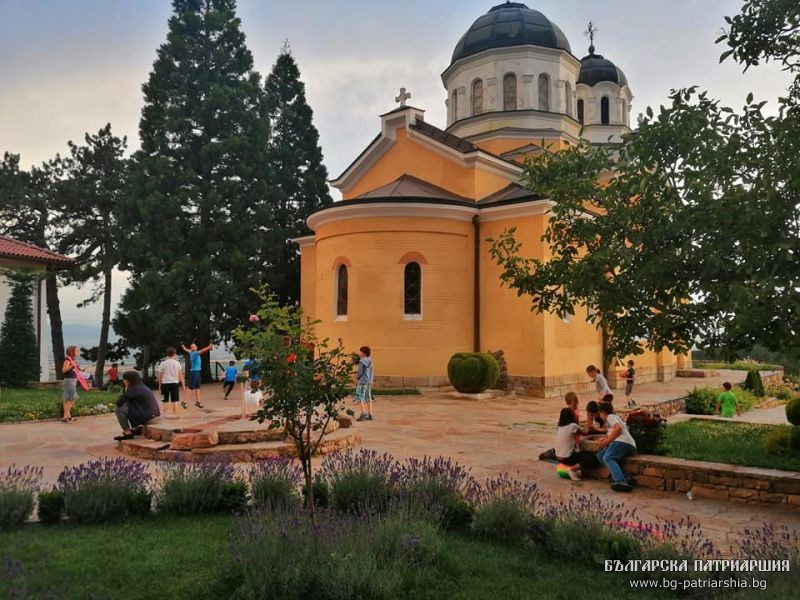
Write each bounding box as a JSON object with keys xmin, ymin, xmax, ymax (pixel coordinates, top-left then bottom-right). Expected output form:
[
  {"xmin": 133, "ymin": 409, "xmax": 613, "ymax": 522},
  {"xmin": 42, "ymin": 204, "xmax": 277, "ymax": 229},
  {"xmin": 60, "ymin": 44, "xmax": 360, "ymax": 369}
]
[
  {"xmin": 299, "ymin": 245, "xmax": 317, "ymax": 321},
  {"xmin": 311, "ymin": 216, "xmax": 475, "ymax": 383},
  {"xmin": 342, "ymin": 128, "xmax": 511, "ymax": 201}
]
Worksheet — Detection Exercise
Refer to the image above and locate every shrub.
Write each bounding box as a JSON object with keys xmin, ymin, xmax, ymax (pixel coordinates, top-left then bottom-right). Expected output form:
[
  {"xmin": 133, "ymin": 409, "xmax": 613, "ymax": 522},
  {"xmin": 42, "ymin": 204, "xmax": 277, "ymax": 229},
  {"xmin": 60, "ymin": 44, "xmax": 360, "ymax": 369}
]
[
  {"xmin": 489, "ymin": 349, "xmax": 509, "ymax": 390},
  {"xmin": 249, "ymin": 458, "xmax": 302, "ymax": 510},
  {"xmin": 156, "ymin": 461, "xmax": 244, "ymax": 515},
  {"xmin": 762, "ymin": 426, "xmax": 794, "ymax": 456},
  {"xmin": 769, "ymin": 384, "xmax": 796, "ymax": 401},
  {"xmin": 372, "ymin": 516, "xmax": 442, "ymax": 567},
  {"xmin": 320, "ymin": 450, "xmax": 396, "ymax": 515},
  {"xmin": 625, "ymin": 411, "xmax": 666, "ymax": 454},
  {"xmin": 743, "ymin": 369, "xmax": 766, "ymax": 397},
  {"xmin": 685, "ymin": 385, "xmax": 757, "ymax": 415},
  {"xmin": 447, "ymin": 352, "xmax": 499, "ymax": 393},
  {"xmin": 470, "ymin": 474, "xmax": 542, "ymax": 545},
  {"xmin": 230, "ymin": 508, "xmax": 407, "ymax": 599},
  {"xmin": 0, "ymin": 465, "xmax": 42, "ymax": 528},
  {"xmin": 36, "ymin": 490, "xmax": 65, "ymax": 524},
  {"xmin": 394, "ymin": 456, "xmax": 478, "ymax": 530},
  {"xmin": 56, "ymin": 458, "xmax": 151, "ymax": 524},
  {"xmin": 302, "ymin": 474, "xmax": 330, "ymax": 509},
  {"xmin": 786, "ymin": 397, "xmax": 800, "ymax": 426}
]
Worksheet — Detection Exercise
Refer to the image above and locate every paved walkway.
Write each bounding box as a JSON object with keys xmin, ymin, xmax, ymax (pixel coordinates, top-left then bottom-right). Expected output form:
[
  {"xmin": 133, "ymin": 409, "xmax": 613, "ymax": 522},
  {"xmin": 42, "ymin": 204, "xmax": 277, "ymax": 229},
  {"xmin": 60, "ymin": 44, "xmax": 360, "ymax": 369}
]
[{"xmin": 1, "ymin": 371, "xmax": 796, "ymax": 550}]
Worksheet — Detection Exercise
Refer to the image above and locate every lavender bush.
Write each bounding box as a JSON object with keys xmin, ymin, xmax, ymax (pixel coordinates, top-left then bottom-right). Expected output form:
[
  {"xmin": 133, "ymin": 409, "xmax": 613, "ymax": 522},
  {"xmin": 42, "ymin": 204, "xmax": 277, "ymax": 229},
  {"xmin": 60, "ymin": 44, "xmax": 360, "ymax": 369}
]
[
  {"xmin": 0, "ymin": 465, "xmax": 42, "ymax": 528},
  {"xmin": 470, "ymin": 473, "xmax": 543, "ymax": 545},
  {"xmin": 248, "ymin": 458, "xmax": 302, "ymax": 510},
  {"xmin": 394, "ymin": 456, "xmax": 478, "ymax": 530},
  {"xmin": 156, "ymin": 461, "xmax": 246, "ymax": 515},
  {"xmin": 55, "ymin": 458, "xmax": 150, "ymax": 524},
  {"xmin": 318, "ymin": 449, "xmax": 398, "ymax": 514}
]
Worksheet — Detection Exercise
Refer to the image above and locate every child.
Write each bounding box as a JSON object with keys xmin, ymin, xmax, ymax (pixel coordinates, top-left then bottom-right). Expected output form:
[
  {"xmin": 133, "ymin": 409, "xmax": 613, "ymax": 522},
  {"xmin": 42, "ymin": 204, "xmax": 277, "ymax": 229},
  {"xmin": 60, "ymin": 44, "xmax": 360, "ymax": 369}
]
[
  {"xmin": 241, "ymin": 379, "xmax": 262, "ymax": 420},
  {"xmin": 554, "ymin": 407, "xmax": 585, "ymax": 481},
  {"xmin": 242, "ymin": 356, "xmax": 262, "ymax": 386},
  {"xmin": 157, "ymin": 347, "xmax": 184, "ymax": 414},
  {"xmin": 355, "ymin": 346, "xmax": 374, "ymax": 422},
  {"xmin": 716, "ymin": 382, "xmax": 741, "ymax": 418},
  {"xmin": 106, "ymin": 363, "xmax": 120, "ymax": 389},
  {"xmin": 585, "ymin": 400, "xmax": 607, "ymax": 433},
  {"xmin": 181, "ymin": 342, "xmax": 213, "ymax": 408},
  {"xmin": 538, "ymin": 392, "xmax": 581, "ymax": 461},
  {"xmin": 586, "ymin": 365, "xmax": 611, "ymax": 401},
  {"xmin": 624, "ymin": 360, "xmax": 636, "ymax": 408},
  {"xmin": 596, "ymin": 402, "xmax": 637, "ymax": 492},
  {"xmin": 222, "ymin": 360, "xmax": 238, "ymax": 400}
]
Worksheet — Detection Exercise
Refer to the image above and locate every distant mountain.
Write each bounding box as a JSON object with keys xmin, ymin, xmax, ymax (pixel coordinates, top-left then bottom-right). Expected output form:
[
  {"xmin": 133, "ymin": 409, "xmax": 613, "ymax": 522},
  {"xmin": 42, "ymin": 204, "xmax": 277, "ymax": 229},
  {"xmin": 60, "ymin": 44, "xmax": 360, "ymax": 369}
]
[{"xmin": 62, "ymin": 323, "xmax": 116, "ymax": 349}]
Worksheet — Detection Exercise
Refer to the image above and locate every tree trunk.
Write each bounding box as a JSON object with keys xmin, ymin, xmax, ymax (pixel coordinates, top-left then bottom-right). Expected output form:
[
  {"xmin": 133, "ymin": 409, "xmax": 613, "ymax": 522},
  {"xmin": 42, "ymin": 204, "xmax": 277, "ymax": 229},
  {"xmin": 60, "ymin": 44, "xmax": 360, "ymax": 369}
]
[
  {"xmin": 601, "ymin": 321, "xmax": 612, "ymax": 377},
  {"xmin": 45, "ymin": 268, "xmax": 65, "ymax": 380},
  {"xmin": 94, "ymin": 266, "xmax": 113, "ymax": 386}
]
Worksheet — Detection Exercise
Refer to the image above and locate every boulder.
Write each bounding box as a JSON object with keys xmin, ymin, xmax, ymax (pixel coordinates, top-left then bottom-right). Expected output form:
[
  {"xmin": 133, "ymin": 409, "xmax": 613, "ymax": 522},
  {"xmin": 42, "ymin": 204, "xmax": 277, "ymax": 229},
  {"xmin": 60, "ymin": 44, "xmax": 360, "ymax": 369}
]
[{"xmin": 170, "ymin": 430, "xmax": 219, "ymax": 450}]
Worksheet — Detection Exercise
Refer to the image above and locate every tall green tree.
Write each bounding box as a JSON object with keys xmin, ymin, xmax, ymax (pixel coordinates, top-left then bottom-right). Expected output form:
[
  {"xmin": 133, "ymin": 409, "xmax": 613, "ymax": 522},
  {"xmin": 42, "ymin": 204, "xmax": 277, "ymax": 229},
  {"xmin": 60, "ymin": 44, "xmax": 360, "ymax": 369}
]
[
  {"xmin": 59, "ymin": 124, "xmax": 128, "ymax": 386},
  {"xmin": 0, "ymin": 154, "xmax": 68, "ymax": 378},
  {"xmin": 120, "ymin": 0, "xmax": 272, "ymax": 380},
  {"xmin": 489, "ymin": 1, "xmax": 800, "ymax": 363},
  {"xmin": 0, "ymin": 274, "xmax": 40, "ymax": 387},
  {"xmin": 263, "ymin": 44, "xmax": 333, "ymax": 302}
]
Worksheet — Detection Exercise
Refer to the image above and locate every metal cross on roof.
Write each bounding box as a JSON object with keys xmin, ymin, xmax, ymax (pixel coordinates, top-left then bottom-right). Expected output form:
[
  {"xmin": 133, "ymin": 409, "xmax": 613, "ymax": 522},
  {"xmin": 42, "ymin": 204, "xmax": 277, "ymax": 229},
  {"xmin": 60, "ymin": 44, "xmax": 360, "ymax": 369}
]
[
  {"xmin": 395, "ymin": 87, "xmax": 411, "ymax": 107},
  {"xmin": 584, "ymin": 21, "xmax": 599, "ymax": 54}
]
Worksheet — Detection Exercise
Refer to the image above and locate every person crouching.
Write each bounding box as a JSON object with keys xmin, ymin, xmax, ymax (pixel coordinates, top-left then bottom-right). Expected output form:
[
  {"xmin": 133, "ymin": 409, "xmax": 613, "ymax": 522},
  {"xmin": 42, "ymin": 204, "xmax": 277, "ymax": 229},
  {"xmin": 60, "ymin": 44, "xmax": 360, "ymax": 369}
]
[{"xmin": 114, "ymin": 371, "xmax": 160, "ymax": 441}]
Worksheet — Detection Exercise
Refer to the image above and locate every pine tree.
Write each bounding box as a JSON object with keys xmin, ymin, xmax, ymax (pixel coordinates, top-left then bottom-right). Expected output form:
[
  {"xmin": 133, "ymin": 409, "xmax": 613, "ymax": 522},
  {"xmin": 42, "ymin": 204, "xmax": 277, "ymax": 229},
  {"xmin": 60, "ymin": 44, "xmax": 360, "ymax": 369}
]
[
  {"xmin": 120, "ymin": 0, "xmax": 272, "ymax": 381},
  {"xmin": 59, "ymin": 124, "xmax": 128, "ymax": 386},
  {"xmin": 263, "ymin": 43, "xmax": 333, "ymax": 302},
  {"xmin": 0, "ymin": 275, "xmax": 40, "ymax": 387}
]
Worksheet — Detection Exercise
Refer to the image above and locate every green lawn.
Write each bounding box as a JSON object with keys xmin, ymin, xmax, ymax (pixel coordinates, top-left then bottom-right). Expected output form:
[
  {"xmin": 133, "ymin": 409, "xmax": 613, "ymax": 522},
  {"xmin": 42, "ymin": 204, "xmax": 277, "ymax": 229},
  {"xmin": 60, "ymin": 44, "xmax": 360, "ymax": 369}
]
[
  {"xmin": 0, "ymin": 388, "xmax": 117, "ymax": 422},
  {"xmin": 0, "ymin": 514, "xmax": 673, "ymax": 600},
  {"xmin": 693, "ymin": 360, "xmax": 783, "ymax": 371},
  {"xmin": 661, "ymin": 421, "xmax": 800, "ymax": 471}
]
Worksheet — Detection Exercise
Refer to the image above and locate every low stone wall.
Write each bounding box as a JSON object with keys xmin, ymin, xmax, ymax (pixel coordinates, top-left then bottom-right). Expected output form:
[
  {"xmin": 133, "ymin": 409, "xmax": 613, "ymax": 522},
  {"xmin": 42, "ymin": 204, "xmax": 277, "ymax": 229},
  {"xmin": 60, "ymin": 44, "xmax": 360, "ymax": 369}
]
[
  {"xmin": 373, "ymin": 375, "xmax": 449, "ymax": 389},
  {"xmin": 761, "ymin": 370, "xmax": 785, "ymax": 389},
  {"xmin": 635, "ymin": 397, "xmax": 686, "ymax": 418},
  {"xmin": 589, "ymin": 454, "xmax": 800, "ymax": 507}
]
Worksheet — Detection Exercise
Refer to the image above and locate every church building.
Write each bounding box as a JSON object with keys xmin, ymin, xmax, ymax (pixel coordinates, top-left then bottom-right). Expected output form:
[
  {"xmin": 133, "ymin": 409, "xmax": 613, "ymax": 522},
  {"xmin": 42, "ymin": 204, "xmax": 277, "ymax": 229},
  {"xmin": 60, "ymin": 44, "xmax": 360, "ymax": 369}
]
[{"xmin": 295, "ymin": 2, "xmax": 686, "ymax": 396}]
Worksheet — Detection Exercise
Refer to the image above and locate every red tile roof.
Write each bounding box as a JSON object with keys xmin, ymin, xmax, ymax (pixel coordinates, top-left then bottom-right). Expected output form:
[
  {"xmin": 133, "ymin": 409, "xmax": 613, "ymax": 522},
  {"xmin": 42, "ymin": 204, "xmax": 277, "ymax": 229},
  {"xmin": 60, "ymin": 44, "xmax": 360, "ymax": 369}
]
[{"xmin": 0, "ymin": 235, "xmax": 74, "ymax": 267}]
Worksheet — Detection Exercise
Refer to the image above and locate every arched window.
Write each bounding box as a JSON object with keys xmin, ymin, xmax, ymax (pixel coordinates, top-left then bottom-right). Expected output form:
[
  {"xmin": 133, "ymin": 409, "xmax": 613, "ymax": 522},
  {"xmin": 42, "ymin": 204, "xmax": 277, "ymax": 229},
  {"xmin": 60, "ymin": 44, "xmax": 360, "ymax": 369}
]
[
  {"xmin": 336, "ymin": 264, "xmax": 348, "ymax": 317},
  {"xmin": 564, "ymin": 82, "xmax": 573, "ymax": 116},
  {"xmin": 601, "ymin": 96, "xmax": 610, "ymax": 124},
  {"xmin": 503, "ymin": 73, "xmax": 517, "ymax": 110},
  {"xmin": 451, "ymin": 90, "xmax": 459, "ymax": 121},
  {"xmin": 403, "ymin": 262, "xmax": 422, "ymax": 316},
  {"xmin": 577, "ymin": 98, "xmax": 584, "ymax": 124},
  {"xmin": 537, "ymin": 73, "xmax": 550, "ymax": 111},
  {"xmin": 621, "ymin": 98, "xmax": 627, "ymax": 126},
  {"xmin": 471, "ymin": 79, "xmax": 483, "ymax": 116}
]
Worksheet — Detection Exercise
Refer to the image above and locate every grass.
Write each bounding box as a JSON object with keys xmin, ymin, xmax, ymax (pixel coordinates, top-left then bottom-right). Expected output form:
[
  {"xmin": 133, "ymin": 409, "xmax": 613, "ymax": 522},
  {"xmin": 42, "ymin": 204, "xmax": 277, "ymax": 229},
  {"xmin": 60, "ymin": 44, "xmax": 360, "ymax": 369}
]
[
  {"xmin": 0, "ymin": 388, "xmax": 117, "ymax": 422},
  {"xmin": 693, "ymin": 360, "xmax": 783, "ymax": 371},
  {"xmin": 0, "ymin": 513, "xmax": 674, "ymax": 600},
  {"xmin": 661, "ymin": 421, "xmax": 800, "ymax": 472}
]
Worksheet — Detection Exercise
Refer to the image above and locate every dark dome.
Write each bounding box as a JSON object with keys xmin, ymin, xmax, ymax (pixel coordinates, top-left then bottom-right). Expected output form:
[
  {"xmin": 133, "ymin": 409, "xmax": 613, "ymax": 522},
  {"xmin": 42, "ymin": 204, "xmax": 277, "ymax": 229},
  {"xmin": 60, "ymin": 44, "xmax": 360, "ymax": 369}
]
[
  {"xmin": 451, "ymin": 2, "xmax": 571, "ymax": 65},
  {"xmin": 577, "ymin": 47, "xmax": 628, "ymax": 87}
]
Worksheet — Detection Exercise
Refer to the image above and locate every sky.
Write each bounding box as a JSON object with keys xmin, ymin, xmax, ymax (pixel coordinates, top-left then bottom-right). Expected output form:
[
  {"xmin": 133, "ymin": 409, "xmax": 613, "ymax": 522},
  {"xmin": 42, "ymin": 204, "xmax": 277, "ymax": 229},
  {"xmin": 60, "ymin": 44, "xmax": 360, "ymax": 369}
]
[{"xmin": 0, "ymin": 0, "xmax": 792, "ymax": 332}]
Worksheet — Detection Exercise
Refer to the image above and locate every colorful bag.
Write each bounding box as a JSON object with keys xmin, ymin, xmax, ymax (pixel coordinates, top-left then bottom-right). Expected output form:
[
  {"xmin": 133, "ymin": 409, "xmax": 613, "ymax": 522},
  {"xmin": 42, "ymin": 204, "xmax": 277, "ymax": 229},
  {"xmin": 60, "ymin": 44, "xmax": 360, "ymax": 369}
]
[{"xmin": 68, "ymin": 357, "xmax": 90, "ymax": 391}]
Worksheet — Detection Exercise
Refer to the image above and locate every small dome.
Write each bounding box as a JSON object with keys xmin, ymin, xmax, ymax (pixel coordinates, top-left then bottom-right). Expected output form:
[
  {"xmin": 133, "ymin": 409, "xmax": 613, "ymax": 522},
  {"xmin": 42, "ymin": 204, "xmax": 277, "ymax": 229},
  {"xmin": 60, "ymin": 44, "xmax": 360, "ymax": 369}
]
[
  {"xmin": 578, "ymin": 46, "xmax": 628, "ymax": 87},
  {"xmin": 451, "ymin": 2, "xmax": 571, "ymax": 65}
]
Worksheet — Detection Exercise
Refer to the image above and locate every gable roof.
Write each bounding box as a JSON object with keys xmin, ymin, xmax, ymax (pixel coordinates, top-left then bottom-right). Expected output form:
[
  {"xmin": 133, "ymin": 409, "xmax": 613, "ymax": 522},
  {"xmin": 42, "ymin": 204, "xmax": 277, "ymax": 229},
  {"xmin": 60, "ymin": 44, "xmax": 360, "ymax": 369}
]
[
  {"xmin": 409, "ymin": 120, "xmax": 480, "ymax": 153},
  {"xmin": 478, "ymin": 182, "xmax": 543, "ymax": 205},
  {"xmin": 0, "ymin": 235, "xmax": 74, "ymax": 267},
  {"xmin": 356, "ymin": 174, "xmax": 472, "ymax": 202}
]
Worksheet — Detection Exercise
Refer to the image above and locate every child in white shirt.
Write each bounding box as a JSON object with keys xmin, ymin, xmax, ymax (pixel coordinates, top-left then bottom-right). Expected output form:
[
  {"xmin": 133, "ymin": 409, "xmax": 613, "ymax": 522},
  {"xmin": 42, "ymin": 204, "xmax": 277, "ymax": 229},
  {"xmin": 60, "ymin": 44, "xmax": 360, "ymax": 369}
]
[{"xmin": 241, "ymin": 380, "xmax": 263, "ymax": 420}]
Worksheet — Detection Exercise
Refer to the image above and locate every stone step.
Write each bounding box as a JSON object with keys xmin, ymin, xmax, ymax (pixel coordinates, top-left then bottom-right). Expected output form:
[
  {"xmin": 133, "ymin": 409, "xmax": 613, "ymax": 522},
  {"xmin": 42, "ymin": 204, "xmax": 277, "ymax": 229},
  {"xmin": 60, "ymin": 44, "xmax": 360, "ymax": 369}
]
[{"xmin": 118, "ymin": 438, "xmax": 170, "ymax": 460}]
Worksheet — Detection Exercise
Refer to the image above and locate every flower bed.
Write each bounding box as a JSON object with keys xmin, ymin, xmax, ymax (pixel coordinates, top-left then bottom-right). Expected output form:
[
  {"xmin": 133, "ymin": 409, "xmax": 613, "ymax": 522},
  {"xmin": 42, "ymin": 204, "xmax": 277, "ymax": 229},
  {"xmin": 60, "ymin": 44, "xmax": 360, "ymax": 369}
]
[{"xmin": 0, "ymin": 388, "xmax": 117, "ymax": 422}]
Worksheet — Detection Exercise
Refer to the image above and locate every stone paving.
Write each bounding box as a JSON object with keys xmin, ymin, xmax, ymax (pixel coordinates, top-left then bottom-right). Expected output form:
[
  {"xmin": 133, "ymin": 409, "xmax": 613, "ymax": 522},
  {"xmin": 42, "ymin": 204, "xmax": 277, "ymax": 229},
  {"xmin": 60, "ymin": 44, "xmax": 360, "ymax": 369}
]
[{"xmin": 1, "ymin": 370, "xmax": 797, "ymax": 549}]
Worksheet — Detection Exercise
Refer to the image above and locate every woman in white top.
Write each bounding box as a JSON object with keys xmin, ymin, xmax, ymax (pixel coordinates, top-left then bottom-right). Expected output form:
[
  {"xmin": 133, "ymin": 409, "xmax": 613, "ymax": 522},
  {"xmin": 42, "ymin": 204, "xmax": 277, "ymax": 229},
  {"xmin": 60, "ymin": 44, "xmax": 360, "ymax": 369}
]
[
  {"xmin": 597, "ymin": 401, "xmax": 637, "ymax": 492},
  {"xmin": 241, "ymin": 380, "xmax": 263, "ymax": 420}
]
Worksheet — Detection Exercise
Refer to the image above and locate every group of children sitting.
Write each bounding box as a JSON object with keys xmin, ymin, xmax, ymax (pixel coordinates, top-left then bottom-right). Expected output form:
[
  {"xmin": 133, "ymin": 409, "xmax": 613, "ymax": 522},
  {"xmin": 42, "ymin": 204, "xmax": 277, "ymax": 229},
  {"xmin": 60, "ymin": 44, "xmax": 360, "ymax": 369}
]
[{"xmin": 542, "ymin": 364, "xmax": 639, "ymax": 493}]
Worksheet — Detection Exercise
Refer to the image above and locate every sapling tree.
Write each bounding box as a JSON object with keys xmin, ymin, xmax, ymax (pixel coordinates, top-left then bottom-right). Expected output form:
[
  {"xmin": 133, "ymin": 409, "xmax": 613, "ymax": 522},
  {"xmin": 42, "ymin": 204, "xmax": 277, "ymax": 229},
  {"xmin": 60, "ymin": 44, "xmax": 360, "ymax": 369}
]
[{"xmin": 233, "ymin": 287, "xmax": 353, "ymax": 523}]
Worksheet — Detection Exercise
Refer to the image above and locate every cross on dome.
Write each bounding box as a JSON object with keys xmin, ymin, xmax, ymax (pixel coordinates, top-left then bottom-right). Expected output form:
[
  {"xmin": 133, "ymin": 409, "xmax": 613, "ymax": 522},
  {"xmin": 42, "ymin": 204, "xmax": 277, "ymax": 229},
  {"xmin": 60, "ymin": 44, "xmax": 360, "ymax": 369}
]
[
  {"xmin": 395, "ymin": 87, "xmax": 411, "ymax": 107},
  {"xmin": 584, "ymin": 20, "xmax": 599, "ymax": 54}
]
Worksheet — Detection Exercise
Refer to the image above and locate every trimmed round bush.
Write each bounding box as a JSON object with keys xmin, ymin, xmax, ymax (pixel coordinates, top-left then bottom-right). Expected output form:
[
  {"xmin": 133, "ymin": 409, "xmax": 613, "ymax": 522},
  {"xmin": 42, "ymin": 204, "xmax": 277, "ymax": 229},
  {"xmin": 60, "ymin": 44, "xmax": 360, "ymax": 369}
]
[
  {"xmin": 447, "ymin": 352, "xmax": 500, "ymax": 393},
  {"xmin": 786, "ymin": 397, "xmax": 800, "ymax": 426}
]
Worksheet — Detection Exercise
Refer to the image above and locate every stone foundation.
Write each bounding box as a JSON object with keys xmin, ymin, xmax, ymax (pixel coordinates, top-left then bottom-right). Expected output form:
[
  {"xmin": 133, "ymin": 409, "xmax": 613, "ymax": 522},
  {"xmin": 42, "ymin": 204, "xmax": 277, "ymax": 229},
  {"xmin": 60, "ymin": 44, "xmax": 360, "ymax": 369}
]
[
  {"xmin": 373, "ymin": 375, "xmax": 450, "ymax": 390},
  {"xmin": 587, "ymin": 454, "xmax": 800, "ymax": 507}
]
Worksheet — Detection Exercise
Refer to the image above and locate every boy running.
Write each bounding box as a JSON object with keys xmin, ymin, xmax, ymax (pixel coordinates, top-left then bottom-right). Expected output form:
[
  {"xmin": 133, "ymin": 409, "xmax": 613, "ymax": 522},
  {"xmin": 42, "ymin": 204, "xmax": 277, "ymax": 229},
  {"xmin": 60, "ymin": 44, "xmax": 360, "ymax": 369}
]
[
  {"xmin": 222, "ymin": 360, "xmax": 238, "ymax": 400},
  {"xmin": 355, "ymin": 346, "xmax": 374, "ymax": 422}
]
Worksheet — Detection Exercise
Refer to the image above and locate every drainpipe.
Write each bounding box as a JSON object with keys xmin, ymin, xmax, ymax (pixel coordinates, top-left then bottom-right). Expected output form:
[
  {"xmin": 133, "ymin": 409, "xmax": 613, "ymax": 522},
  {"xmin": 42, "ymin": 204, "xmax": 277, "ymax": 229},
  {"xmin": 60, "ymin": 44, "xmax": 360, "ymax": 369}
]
[{"xmin": 473, "ymin": 215, "xmax": 480, "ymax": 352}]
